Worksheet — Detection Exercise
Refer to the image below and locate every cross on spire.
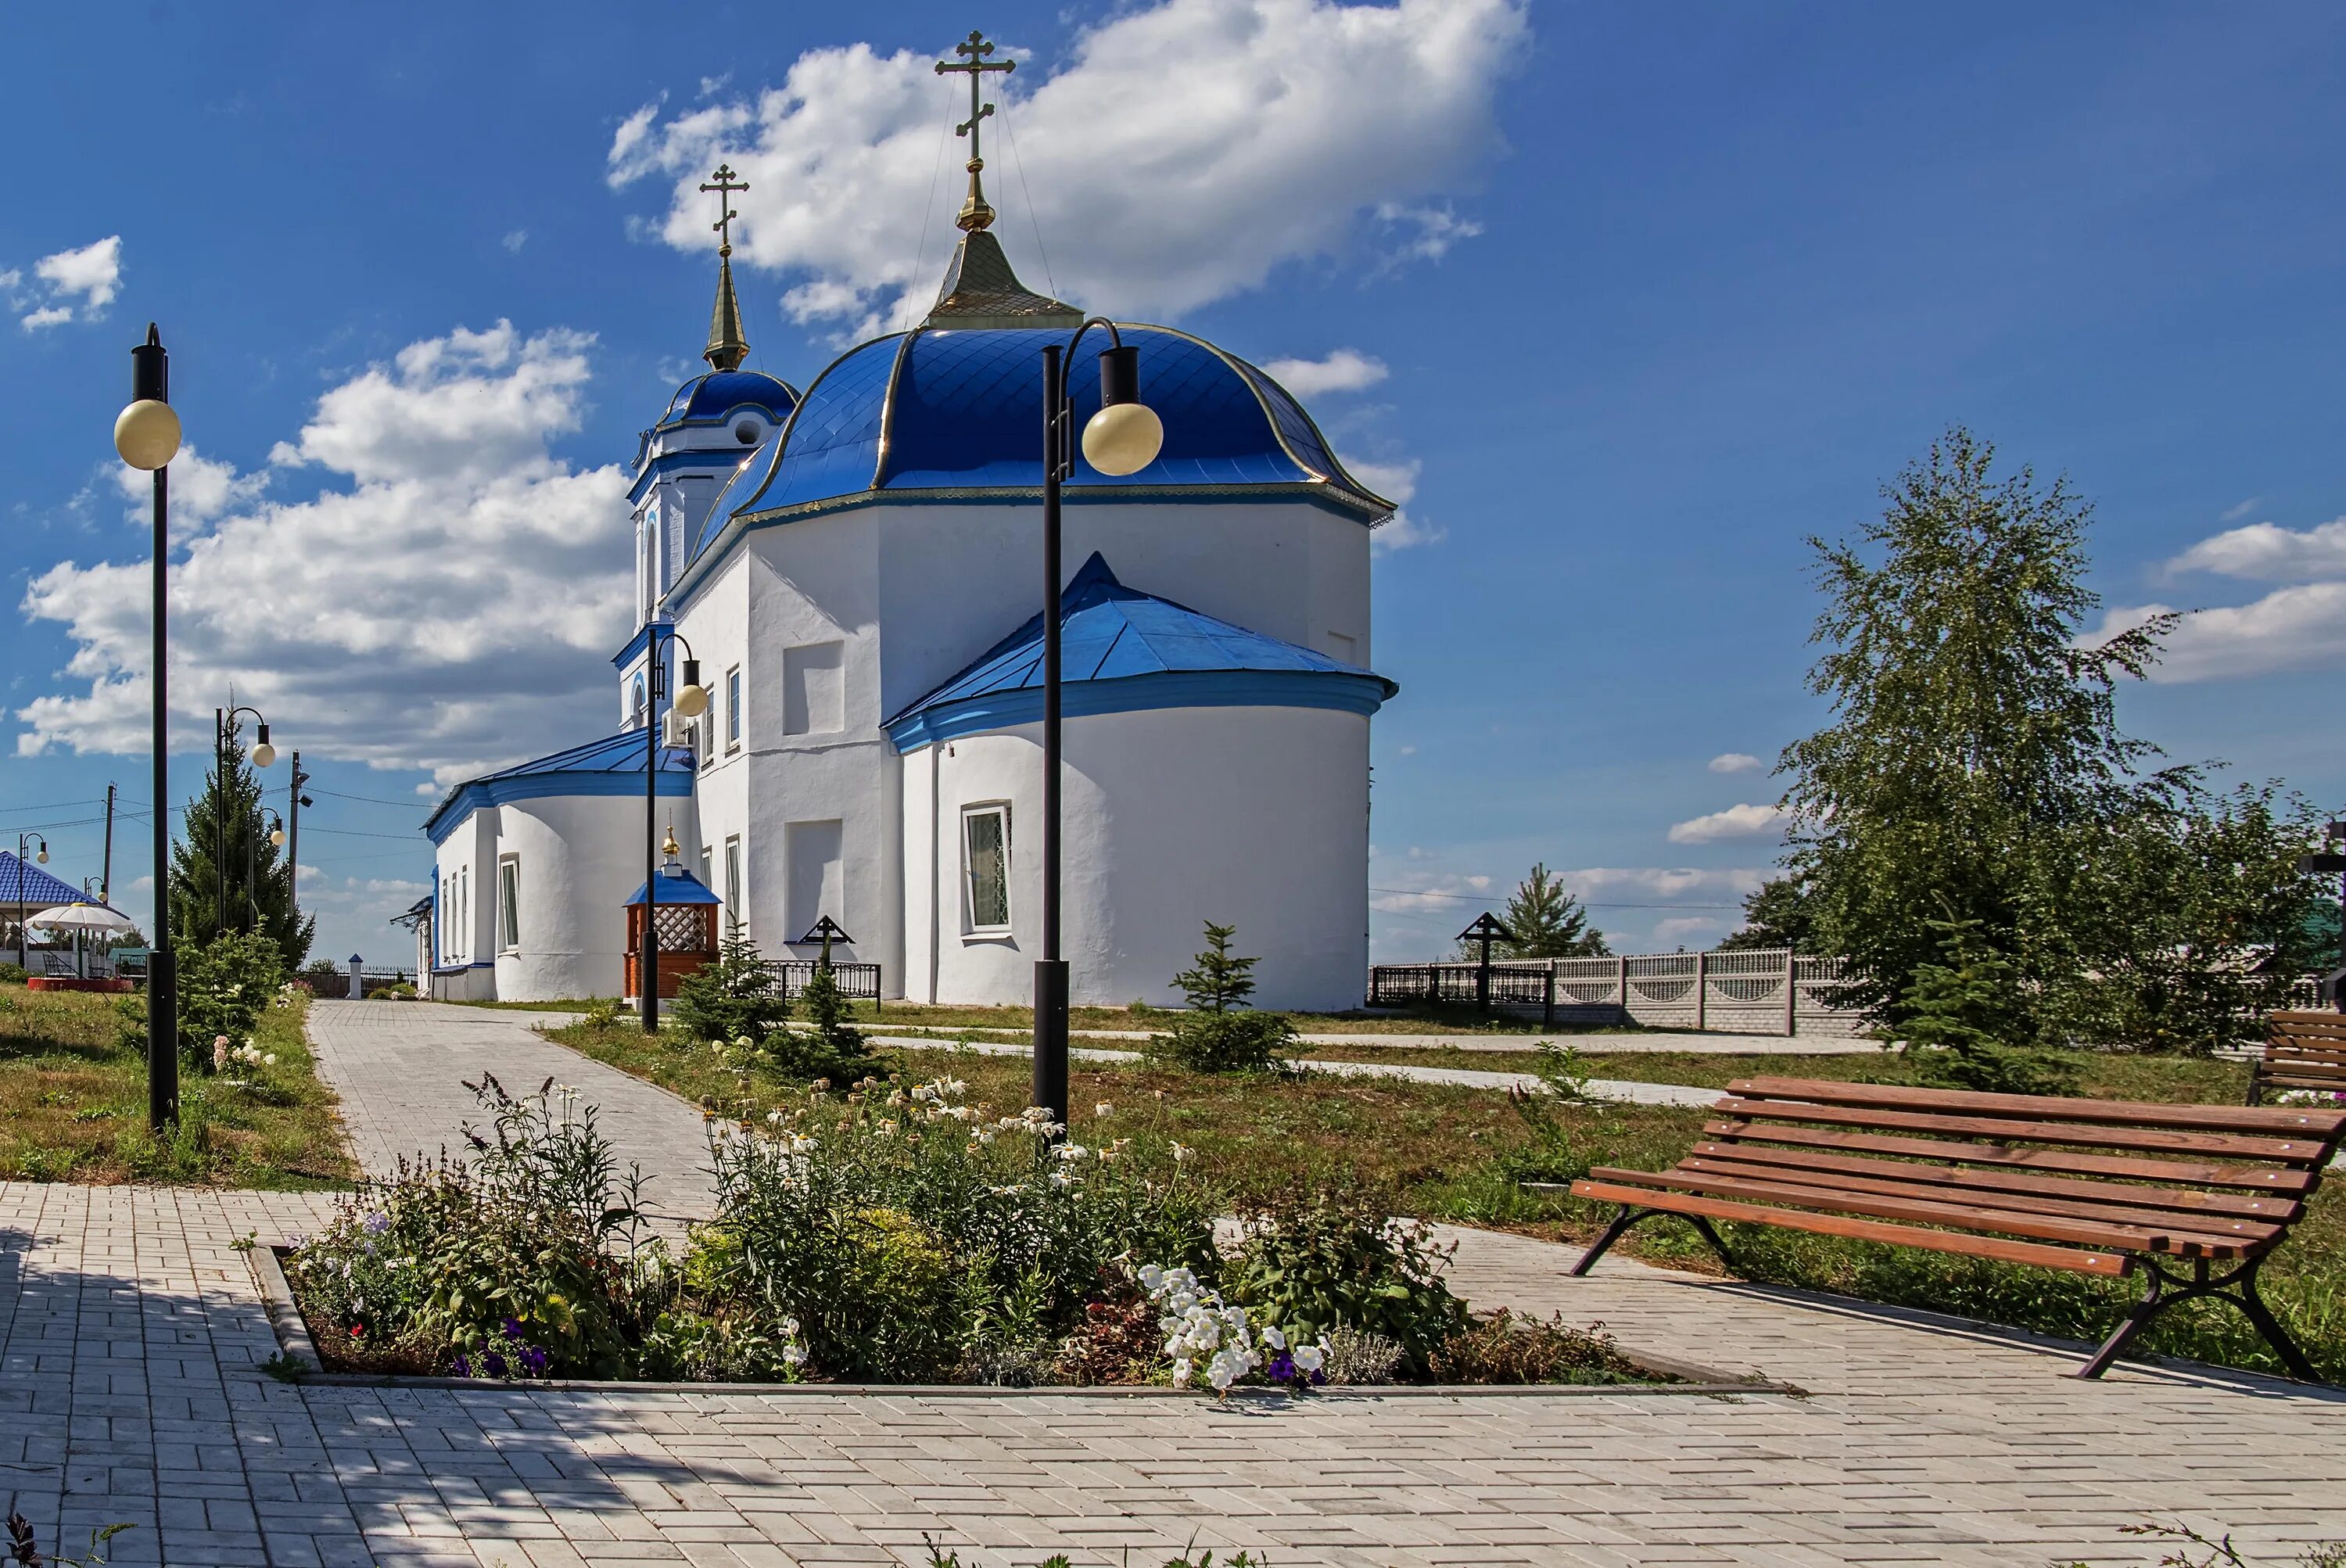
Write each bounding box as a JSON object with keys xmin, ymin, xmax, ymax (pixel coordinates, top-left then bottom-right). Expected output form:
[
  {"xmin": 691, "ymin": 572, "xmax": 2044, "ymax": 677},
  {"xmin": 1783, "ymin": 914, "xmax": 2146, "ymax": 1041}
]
[
  {"xmin": 698, "ymin": 164, "xmax": 748, "ymax": 257},
  {"xmin": 934, "ymin": 29, "xmax": 1016, "ymax": 233}
]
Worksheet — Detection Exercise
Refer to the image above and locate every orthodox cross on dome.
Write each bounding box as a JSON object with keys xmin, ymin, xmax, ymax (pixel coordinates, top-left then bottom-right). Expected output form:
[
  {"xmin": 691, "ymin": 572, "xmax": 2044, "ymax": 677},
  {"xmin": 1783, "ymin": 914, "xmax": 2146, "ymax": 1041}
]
[
  {"xmin": 696, "ymin": 163, "xmax": 752, "ymax": 371},
  {"xmin": 934, "ymin": 30, "xmax": 1015, "ymax": 233},
  {"xmin": 699, "ymin": 164, "xmax": 748, "ymax": 257}
]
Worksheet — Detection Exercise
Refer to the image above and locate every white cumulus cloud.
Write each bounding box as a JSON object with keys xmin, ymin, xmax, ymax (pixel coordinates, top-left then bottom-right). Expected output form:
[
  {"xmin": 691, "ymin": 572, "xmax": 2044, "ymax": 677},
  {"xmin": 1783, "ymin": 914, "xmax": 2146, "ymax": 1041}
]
[
  {"xmin": 20, "ymin": 306, "xmax": 73, "ymax": 331},
  {"xmin": 1262, "ymin": 348, "xmax": 1389, "ymax": 398},
  {"xmin": 1667, "ymin": 803, "xmax": 1790, "ymax": 845},
  {"xmin": 1351, "ymin": 457, "xmax": 1442, "ymax": 553},
  {"xmin": 2093, "ymin": 511, "xmax": 2346, "ymax": 682},
  {"xmin": 109, "ymin": 443, "xmax": 271, "ymax": 544},
  {"xmin": 17, "ymin": 321, "xmax": 633, "ymax": 784},
  {"xmin": 606, "ymin": 0, "xmax": 1525, "ymax": 337},
  {"xmin": 1707, "ymin": 752, "xmax": 1762, "ymax": 774}
]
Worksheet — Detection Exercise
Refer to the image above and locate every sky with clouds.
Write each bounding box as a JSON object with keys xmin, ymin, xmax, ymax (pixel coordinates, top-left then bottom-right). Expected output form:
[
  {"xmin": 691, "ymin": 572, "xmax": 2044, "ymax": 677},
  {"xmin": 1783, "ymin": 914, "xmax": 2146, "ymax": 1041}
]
[{"xmin": 2, "ymin": 0, "xmax": 2343, "ymax": 967}]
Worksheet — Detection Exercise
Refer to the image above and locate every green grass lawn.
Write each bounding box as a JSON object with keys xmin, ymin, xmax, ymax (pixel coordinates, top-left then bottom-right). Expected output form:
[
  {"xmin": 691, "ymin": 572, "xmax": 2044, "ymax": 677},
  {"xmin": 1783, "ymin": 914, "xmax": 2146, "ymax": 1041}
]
[
  {"xmin": 0, "ymin": 983, "xmax": 355, "ymax": 1188},
  {"xmin": 546, "ymin": 1010, "xmax": 2344, "ymax": 1383}
]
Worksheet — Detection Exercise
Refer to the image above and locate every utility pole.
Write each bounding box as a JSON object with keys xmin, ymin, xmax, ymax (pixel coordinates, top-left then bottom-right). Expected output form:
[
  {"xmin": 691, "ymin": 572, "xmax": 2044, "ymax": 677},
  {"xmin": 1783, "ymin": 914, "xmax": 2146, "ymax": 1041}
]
[
  {"xmin": 288, "ymin": 752, "xmax": 310, "ymax": 924},
  {"xmin": 102, "ymin": 783, "xmax": 116, "ymax": 902}
]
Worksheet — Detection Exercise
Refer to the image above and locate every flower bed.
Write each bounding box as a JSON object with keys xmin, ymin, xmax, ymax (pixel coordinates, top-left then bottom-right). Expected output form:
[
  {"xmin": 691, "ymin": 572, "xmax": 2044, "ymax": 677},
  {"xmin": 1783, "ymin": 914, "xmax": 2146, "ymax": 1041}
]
[{"xmin": 276, "ymin": 1074, "xmax": 1683, "ymax": 1391}]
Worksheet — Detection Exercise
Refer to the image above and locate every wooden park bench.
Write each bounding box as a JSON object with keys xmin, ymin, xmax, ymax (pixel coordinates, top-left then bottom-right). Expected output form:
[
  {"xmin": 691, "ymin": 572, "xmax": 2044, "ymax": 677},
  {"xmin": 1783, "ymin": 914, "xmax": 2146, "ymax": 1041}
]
[
  {"xmin": 2248, "ymin": 1010, "xmax": 2346, "ymax": 1107},
  {"xmin": 1568, "ymin": 1076, "xmax": 2346, "ymax": 1380}
]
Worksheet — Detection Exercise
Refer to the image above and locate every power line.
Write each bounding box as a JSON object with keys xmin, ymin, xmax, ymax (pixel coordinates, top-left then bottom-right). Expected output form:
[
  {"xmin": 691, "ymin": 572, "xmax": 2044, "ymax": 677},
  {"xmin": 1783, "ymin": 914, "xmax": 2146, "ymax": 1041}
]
[
  {"xmin": 310, "ymin": 786, "xmax": 433, "ymax": 809},
  {"xmin": 299, "ymin": 826, "xmax": 421, "ymax": 841}
]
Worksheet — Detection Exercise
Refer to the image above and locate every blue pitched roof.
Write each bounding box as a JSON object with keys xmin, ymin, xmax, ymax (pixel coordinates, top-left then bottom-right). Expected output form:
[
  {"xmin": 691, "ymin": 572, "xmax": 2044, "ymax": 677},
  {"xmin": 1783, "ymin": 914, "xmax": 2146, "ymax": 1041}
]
[
  {"xmin": 686, "ymin": 324, "xmax": 1391, "ymax": 572},
  {"xmin": 0, "ymin": 852, "xmax": 84, "ymax": 910},
  {"xmin": 425, "ymin": 730, "xmax": 694, "ymax": 845},
  {"xmin": 884, "ymin": 553, "xmax": 1397, "ymax": 751},
  {"xmin": 625, "ymin": 864, "xmax": 723, "ymax": 908}
]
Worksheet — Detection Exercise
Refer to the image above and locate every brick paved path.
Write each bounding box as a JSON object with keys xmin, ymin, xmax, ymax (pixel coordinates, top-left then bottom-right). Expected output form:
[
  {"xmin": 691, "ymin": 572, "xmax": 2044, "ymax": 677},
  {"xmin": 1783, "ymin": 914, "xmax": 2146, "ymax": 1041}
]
[
  {"xmin": 306, "ymin": 999, "xmax": 720, "ymax": 1218},
  {"xmin": 0, "ymin": 1005, "xmax": 2340, "ymax": 1566}
]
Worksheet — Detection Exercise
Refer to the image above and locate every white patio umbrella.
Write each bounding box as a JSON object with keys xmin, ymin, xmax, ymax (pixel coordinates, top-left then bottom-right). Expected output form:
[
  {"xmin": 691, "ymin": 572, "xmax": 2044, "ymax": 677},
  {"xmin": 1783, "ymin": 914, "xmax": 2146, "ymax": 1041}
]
[{"xmin": 24, "ymin": 902, "xmax": 138, "ymax": 936}]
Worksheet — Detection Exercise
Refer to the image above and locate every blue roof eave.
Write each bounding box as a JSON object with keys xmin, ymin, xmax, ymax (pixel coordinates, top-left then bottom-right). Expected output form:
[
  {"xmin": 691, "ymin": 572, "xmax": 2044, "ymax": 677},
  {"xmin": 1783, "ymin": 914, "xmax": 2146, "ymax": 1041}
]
[{"xmin": 885, "ymin": 667, "xmax": 1394, "ymax": 752}]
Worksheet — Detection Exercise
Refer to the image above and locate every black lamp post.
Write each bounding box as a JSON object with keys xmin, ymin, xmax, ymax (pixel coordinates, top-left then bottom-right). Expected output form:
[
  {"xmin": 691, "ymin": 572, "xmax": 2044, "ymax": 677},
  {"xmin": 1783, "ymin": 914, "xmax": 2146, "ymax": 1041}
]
[
  {"xmin": 640, "ymin": 627, "xmax": 707, "ymax": 1033},
  {"xmin": 1031, "ymin": 321, "xmax": 1163, "ymax": 1127},
  {"xmin": 14, "ymin": 833, "xmax": 48, "ymax": 974},
  {"xmin": 216, "ymin": 705, "xmax": 277, "ymax": 935},
  {"xmin": 115, "ymin": 325, "xmax": 182, "ymax": 1130}
]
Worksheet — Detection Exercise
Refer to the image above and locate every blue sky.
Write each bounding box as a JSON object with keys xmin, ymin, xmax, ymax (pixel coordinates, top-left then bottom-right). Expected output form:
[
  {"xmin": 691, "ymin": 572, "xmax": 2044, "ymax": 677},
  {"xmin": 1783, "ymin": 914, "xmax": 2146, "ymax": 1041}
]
[{"xmin": 2, "ymin": 1, "xmax": 2342, "ymax": 967}]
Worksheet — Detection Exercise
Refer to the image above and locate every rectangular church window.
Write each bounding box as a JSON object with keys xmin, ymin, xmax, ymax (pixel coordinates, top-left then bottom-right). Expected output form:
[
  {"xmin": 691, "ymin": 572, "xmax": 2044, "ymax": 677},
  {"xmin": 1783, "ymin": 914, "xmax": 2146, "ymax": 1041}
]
[
  {"xmin": 724, "ymin": 837, "xmax": 744, "ymax": 935},
  {"xmin": 726, "ymin": 666, "xmax": 743, "ymax": 749},
  {"xmin": 783, "ymin": 641, "xmax": 845, "ymax": 736},
  {"xmin": 962, "ymin": 805, "xmax": 1011, "ymax": 934},
  {"xmin": 497, "ymin": 856, "xmax": 520, "ymax": 953}
]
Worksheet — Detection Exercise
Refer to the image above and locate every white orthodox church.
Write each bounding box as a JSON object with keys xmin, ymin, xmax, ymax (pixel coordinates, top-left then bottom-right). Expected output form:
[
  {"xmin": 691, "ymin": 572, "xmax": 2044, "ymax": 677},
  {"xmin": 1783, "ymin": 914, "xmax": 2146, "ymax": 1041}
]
[{"xmin": 416, "ymin": 105, "xmax": 1397, "ymax": 1012}]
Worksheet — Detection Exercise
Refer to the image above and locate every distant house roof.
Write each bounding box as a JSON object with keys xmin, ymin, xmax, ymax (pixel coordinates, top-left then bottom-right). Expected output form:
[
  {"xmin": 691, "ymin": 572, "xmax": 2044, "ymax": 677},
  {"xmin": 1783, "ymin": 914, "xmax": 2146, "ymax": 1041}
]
[
  {"xmin": 425, "ymin": 730, "xmax": 694, "ymax": 845},
  {"xmin": 0, "ymin": 852, "xmax": 85, "ymax": 910},
  {"xmin": 884, "ymin": 552, "xmax": 1397, "ymax": 751}
]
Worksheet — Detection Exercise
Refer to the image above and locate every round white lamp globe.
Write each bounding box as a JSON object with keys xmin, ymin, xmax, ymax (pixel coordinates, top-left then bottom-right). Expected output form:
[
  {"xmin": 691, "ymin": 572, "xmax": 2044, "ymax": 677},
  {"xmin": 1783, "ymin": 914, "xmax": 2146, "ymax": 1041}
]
[
  {"xmin": 113, "ymin": 400, "xmax": 182, "ymax": 471},
  {"xmin": 673, "ymin": 682, "xmax": 709, "ymax": 719},
  {"xmin": 249, "ymin": 740, "xmax": 277, "ymax": 768},
  {"xmin": 1081, "ymin": 402, "xmax": 1164, "ymax": 476}
]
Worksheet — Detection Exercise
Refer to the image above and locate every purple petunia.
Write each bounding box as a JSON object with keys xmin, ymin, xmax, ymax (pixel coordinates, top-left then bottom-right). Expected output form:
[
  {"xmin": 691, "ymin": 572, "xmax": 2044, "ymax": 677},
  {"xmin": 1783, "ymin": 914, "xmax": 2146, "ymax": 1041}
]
[{"xmin": 482, "ymin": 1351, "xmax": 508, "ymax": 1378}]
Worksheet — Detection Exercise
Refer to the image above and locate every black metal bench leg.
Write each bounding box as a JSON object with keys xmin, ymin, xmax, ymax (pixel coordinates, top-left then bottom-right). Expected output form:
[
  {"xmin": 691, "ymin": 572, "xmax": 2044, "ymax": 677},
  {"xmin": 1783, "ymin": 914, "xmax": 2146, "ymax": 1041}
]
[
  {"xmin": 2232, "ymin": 1261, "xmax": 2319, "ymax": 1383},
  {"xmin": 1569, "ymin": 1206, "xmax": 1643, "ymax": 1276},
  {"xmin": 1571, "ymin": 1206, "xmax": 1739, "ymax": 1277},
  {"xmin": 2075, "ymin": 1265, "xmax": 2170, "ymax": 1380}
]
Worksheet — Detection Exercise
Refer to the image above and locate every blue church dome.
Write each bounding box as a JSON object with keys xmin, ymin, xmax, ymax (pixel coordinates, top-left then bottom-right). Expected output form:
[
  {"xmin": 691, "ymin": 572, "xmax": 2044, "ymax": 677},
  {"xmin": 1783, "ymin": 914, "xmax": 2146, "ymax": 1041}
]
[
  {"xmin": 656, "ymin": 369, "xmax": 797, "ymax": 431},
  {"xmin": 687, "ymin": 324, "xmax": 1392, "ymax": 568}
]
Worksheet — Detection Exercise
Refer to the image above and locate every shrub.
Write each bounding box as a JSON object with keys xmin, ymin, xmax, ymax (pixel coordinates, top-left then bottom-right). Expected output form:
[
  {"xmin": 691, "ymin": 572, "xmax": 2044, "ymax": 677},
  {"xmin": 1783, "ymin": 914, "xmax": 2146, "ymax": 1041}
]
[
  {"xmin": 288, "ymin": 1075, "xmax": 654, "ymax": 1376},
  {"xmin": 1321, "ymin": 1326, "xmax": 1404, "ymax": 1385},
  {"xmin": 1427, "ymin": 1310, "xmax": 1648, "ymax": 1385},
  {"xmin": 780, "ymin": 960, "xmax": 886, "ymax": 1082},
  {"xmin": 1217, "ymin": 1190, "xmax": 1469, "ymax": 1374},
  {"xmin": 674, "ymin": 925, "xmax": 794, "ymax": 1049},
  {"xmin": 1147, "ymin": 920, "xmax": 1294, "ymax": 1074},
  {"xmin": 0, "ymin": 962, "xmax": 26, "ymax": 985},
  {"xmin": 174, "ymin": 932, "xmax": 288, "ymax": 1065},
  {"xmin": 698, "ymin": 1077, "xmax": 1217, "ymax": 1382},
  {"xmin": 1896, "ymin": 915, "xmax": 2077, "ymax": 1096}
]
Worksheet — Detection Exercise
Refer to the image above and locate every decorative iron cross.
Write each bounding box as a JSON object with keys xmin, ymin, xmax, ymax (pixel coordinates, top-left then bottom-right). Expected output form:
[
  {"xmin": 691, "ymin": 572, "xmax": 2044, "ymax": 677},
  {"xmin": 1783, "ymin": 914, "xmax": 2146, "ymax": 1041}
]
[
  {"xmin": 934, "ymin": 30, "xmax": 1014, "ymax": 166},
  {"xmin": 698, "ymin": 164, "xmax": 748, "ymax": 256}
]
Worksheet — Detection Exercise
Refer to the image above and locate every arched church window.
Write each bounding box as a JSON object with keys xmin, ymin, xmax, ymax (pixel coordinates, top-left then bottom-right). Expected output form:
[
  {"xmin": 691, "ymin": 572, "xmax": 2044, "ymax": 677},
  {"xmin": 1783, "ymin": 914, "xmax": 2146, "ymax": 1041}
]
[
  {"xmin": 734, "ymin": 418, "xmax": 761, "ymax": 445},
  {"xmin": 632, "ymin": 676, "xmax": 646, "ymax": 728}
]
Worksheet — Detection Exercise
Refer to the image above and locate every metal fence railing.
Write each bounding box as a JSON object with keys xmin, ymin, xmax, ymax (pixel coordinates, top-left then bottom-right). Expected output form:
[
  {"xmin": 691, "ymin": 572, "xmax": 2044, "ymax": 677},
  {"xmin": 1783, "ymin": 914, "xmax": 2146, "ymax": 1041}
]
[
  {"xmin": 1368, "ymin": 948, "xmax": 1871, "ymax": 1036},
  {"xmin": 762, "ymin": 960, "xmax": 883, "ymax": 1006}
]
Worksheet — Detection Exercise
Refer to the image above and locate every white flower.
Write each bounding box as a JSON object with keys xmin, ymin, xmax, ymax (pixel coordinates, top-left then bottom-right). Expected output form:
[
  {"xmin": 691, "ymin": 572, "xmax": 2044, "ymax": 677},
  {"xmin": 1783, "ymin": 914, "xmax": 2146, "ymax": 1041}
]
[
  {"xmin": 947, "ymin": 1078, "xmax": 967, "ymax": 1095},
  {"xmin": 1171, "ymin": 1142, "xmax": 1195, "ymax": 1163},
  {"xmin": 1261, "ymin": 1326, "xmax": 1286, "ymax": 1352},
  {"xmin": 1049, "ymin": 1172, "xmax": 1073, "ymax": 1189},
  {"xmin": 262, "ymin": 1053, "xmax": 277, "ymax": 1067},
  {"xmin": 1139, "ymin": 1264, "xmax": 1165, "ymax": 1292},
  {"xmin": 766, "ymin": 1110, "xmax": 784, "ymax": 1125},
  {"xmin": 1094, "ymin": 1102, "xmax": 1114, "ymax": 1118},
  {"xmin": 1171, "ymin": 1358, "xmax": 1193, "ymax": 1386},
  {"xmin": 1056, "ymin": 1143, "xmax": 1088, "ymax": 1163},
  {"xmin": 781, "ymin": 1344, "xmax": 805, "ymax": 1365},
  {"xmin": 1292, "ymin": 1342, "xmax": 1326, "ymax": 1374},
  {"xmin": 1207, "ymin": 1355, "xmax": 1238, "ymax": 1390}
]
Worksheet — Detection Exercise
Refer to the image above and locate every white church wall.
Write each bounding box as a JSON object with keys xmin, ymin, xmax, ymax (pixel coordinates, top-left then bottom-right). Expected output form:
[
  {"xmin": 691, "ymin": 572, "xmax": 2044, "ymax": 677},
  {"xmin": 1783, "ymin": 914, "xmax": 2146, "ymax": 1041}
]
[
  {"xmin": 494, "ymin": 792, "xmax": 695, "ymax": 1002},
  {"xmin": 872, "ymin": 499, "xmax": 1372, "ymax": 721},
  {"xmin": 429, "ymin": 810, "xmax": 499, "ymax": 1001},
  {"xmin": 908, "ymin": 704, "xmax": 1372, "ymax": 1013},
  {"xmin": 674, "ymin": 552, "xmax": 753, "ymax": 933}
]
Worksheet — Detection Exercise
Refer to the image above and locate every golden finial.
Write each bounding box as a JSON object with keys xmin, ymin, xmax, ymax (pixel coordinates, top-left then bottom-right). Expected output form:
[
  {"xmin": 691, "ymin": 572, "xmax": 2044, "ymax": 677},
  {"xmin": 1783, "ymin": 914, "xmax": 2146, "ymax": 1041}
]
[
  {"xmin": 934, "ymin": 30, "xmax": 1016, "ymax": 233},
  {"xmin": 662, "ymin": 823, "xmax": 682, "ymax": 860},
  {"xmin": 697, "ymin": 164, "xmax": 752, "ymax": 371}
]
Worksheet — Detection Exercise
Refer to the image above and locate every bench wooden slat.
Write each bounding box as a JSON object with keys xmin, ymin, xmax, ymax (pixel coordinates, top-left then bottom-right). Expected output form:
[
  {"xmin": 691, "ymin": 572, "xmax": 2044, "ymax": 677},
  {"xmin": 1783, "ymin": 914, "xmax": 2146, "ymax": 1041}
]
[
  {"xmin": 1702, "ymin": 1118, "xmax": 2319, "ymax": 1193},
  {"xmin": 1727, "ymin": 1075, "xmax": 2346, "ymax": 1140},
  {"xmin": 1687, "ymin": 1140, "xmax": 2304, "ymax": 1223},
  {"xmin": 1713, "ymin": 1094, "xmax": 2336, "ymax": 1164},
  {"xmin": 1677, "ymin": 1154, "xmax": 2287, "ymax": 1250},
  {"xmin": 1585, "ymin": 1164, "xmax": 2254, "ymax": 1258},
  {"xmin": 1569, "ymin": 1178, "xmax": 2136, "ymax": 1276}
]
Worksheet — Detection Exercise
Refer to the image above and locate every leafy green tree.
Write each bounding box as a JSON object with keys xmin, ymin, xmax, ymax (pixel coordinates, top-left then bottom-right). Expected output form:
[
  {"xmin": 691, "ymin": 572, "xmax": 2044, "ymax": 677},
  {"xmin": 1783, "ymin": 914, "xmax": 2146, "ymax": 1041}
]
[
  {"xmin": 1780, "ymin": 427, "xmax": 2174, "ymax": 1035},
  {"xmin": 1716, "ymin": 877, "xmax": 1817, "ymax": 952},
  {"xmin": 1898, "ymin": 913, "xmax": 2075, "ymax": 1095},
  {"xmin": 2050, "ymin": 781, "xmax": 2335, "ymax": 1054},
  {"xmin": 169, "ymin": 714, "xmax": 314, "ymax": 971},
  {"xmin": 1150, "ymin": 920, "xmax": 1293, "ymax": 1073},
  {"xmin": 1492, "ymin": 864, "xmax": 1609, "ymax": 958}
]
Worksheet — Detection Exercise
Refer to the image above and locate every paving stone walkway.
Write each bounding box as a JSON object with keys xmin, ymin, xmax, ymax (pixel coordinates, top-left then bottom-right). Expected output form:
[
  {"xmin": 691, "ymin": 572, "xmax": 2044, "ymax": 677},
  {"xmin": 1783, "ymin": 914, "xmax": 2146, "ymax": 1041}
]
[
  {"xmin": 2, "ymin": 1001, "xmax": 2339, "ymax": 1567},
  {"xmin": 306, "ymin": 1000, "xmax": 722, "ymax": 1215}
]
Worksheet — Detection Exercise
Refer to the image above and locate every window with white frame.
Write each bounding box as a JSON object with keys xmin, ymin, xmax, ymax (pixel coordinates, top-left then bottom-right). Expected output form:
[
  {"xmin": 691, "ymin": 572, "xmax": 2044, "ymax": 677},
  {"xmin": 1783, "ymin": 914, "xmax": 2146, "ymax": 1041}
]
[
  {"xmin": 497, "ymin": 856, "xmax": 521, "ymax": 953},
  {"xmin": 723, "ymin": 836, "xmax": 743, "ymax": 934},
  {"xmin": 726, "ymin": 665, "xmax": 743, "ymax": 750},
  {"xmin": 699, "ymin": 845, "xmax": 714, "ymax": 892},
  {"xmin": 961, "ymin": 804, "xmax": 1011, "ymax": 934}
]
